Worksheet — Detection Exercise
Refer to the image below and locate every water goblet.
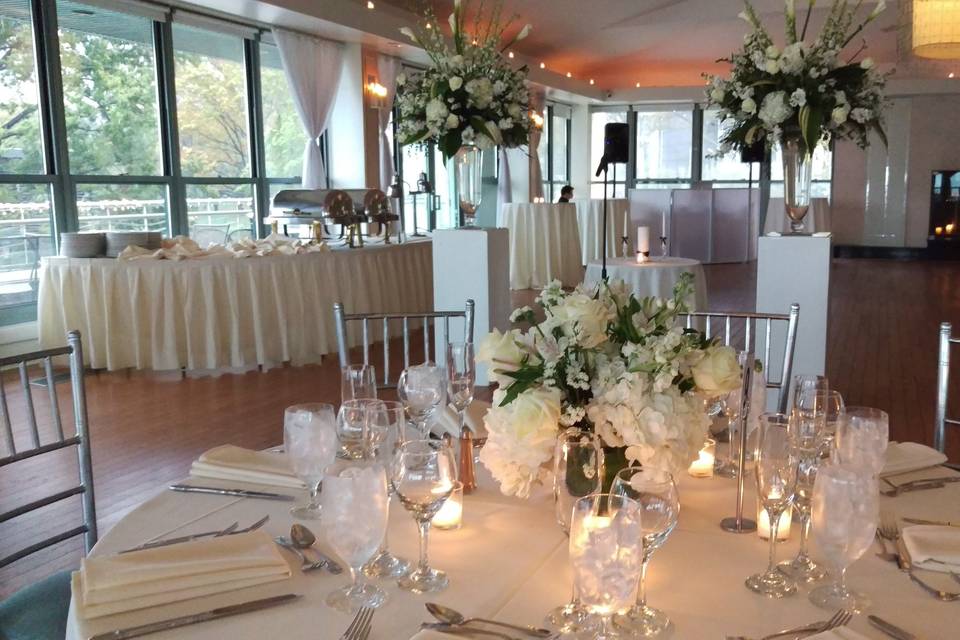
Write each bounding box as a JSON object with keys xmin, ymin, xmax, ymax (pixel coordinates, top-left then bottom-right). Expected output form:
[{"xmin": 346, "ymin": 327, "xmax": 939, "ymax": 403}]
[
  {"xmin": 394, "ymin": 439, "xmax": 458, "ymax": 593},
  {"xmin": 570, "ymin": 493, "xmax": 645, "ymax": 640},
  {"xmin": 809, "ymin": 463, "xmax": 879, "ymax": 612},
  {"xmin": 832, "ymin": 407, "xmax": 888, "ymax": 476},
  {"xmin": 397, "ymin": 363, "xmax": 445, "ymax": 437},
  {"xmin": 337, "ymin": 399, "xmax": 384, "ymax": 460},
  {"xmin": 342, "ymin": 364, "xmax": 377, "ymax": 403},
  {"xmin": 793, "ymin": 374, "xmax": 828, "ymax": 411},
  {"xmin": 611, "ymin": 467, "xmax": 679, "ymax": 637},
  {"xmin": 323, "ymin": 464, "xmax": 390, "ymax": 611},
  {"xmin": 446, "ymin": 342, "xmax": 475, "ymax": 432},
  {"xmin": 283, "ymin": 403, "xmax": 338, "ymax": 520},
  {"xmin": 746, "ymin": 413, "xmax": 799, "ymax": 598}
]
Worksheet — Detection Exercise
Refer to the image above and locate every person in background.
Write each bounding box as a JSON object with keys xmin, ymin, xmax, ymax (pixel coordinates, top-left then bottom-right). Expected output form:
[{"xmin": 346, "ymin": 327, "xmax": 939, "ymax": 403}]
[{"xmin": 557, "ymin": 185, "xmax": 574, "ymax": 203}]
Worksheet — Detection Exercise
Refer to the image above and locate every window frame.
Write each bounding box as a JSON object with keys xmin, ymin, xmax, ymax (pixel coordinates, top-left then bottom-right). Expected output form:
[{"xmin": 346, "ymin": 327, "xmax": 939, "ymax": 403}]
[{"xmin": 541, "ymin": 102, "xmax": 572, "ymax": 202}]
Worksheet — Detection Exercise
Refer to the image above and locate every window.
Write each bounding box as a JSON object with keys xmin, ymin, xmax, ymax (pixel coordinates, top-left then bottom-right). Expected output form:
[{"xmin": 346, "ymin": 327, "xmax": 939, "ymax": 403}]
[
  {"xmin": 590, "ymin": 110, "xmax": 627, "ymax": 198},
  {"xmin": 260, "ymin": 42, "xmax": 301, "ymax": 180},
  {"xmin": 537, "ymin": 113, "xmax": 549, "ymax": 199},
  {"xmin": 0, "ymin": 183, "xmax": 54, "ymax": 317},
  {"xmin": 0, "ymin": 2, "xmax": 44, "ymax": 175},
  {"xmin": 76, "ymin": 183, "xmax": 167, "ymax": 232},
  {"xmin": 186, "ymin": 183, "xmax": 254, "ymax": 243},
  {"xmin": 538, "ymin": 104, "xmax": 571, "ymax": 202},
  {"xmin": 771, "ymin": 142, "xmax": 833, "ymax": 199},
  {"xmin": 701, "ymin": 109, "xmax": 751, "ymax": 183},
  {"xmin": 635, "ymin": 107, "xmax": 692, "ymax": 183}
]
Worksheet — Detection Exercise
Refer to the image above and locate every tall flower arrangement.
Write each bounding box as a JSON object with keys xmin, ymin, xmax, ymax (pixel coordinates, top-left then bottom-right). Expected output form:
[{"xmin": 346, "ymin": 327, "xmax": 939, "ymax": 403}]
[
  {"xmin": 704, "ymin": 1, "xmax": 888, "ymax": 155},
  {"xmin": 395, "ymin": 0, "xmax": 532, "ymax": 161},
  {"xmin": 476, "ymin": 275, "xmax": 740, "ymax": 498}
]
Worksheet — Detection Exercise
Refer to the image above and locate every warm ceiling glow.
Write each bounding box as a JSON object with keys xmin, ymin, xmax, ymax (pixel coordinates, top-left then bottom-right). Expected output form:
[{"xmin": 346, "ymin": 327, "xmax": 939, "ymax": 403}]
[
  {"xmin": 589, "ymin": 79, "xmax": 595, "ymax": 85},
  {"xmin": 366, "ymin": 1, "xmax": 374, "ymax": 8},
  {"xmin": 539, "ymin": 62, "xmax": 545, "ymax": 69},
  {"xmin": 565, "ymin": 71, "xmax": 572, "ymax": 78},
  {"xmin": 530, "ymin": 111, "xmax": 544, "ymax": 129},
  {"xmin": 636, "ymin": 82, "xmax": 641, "ymax": 88},
  {"xmin": 913, "ymin": 0, "xmax": 960, "ymax": 59}
]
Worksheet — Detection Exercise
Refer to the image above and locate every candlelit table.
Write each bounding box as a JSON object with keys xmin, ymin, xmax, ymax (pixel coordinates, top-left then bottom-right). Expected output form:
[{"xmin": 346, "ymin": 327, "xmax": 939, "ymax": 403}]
[
  {"xmin": 497, "ymin": 202, "xmax": 582, "ymax": 289},
  {"xmin": 574, "ymin": 199, "xmax": 632, "ymax": 265},
  {"xmin": 582, "ymin": 256, "xmax": 708, "ymax": 310},
  {"xmin": 66, "ymin": 457, "xmax": 960, "ymax": 639}
]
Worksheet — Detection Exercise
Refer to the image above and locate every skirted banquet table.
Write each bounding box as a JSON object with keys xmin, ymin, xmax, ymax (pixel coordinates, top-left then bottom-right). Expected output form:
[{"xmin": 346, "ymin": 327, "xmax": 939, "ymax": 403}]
[
  {"xmin": 37, "ymin": 240, "xmax": 433, "ymax": 371},
  {"xmin": 574, "ymin": 199, "xmax": 633, "ymax": 265},
  {"xmin": 498, "ymin": 202, "xmax": 582, "ymax": 289},
  {"xmin": 66, "ymin": 457, "xmax": 960, "ymax": 640},
  {"xmin": 583, "ymin": 256, "xmax": 708, "ymax": 310}
]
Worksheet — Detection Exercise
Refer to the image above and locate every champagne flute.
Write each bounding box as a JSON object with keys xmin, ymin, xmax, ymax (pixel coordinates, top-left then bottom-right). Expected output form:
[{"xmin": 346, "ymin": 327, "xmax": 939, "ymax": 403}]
[
  {"xmin": 832, "ymin": 407, "xmax": 889, "ymax": 476},
  {"xmin": 792, "ymin": 374, "xmax": 828, "ymax": 411},
  {"xmin": 547, "ymin": 428, "xmax": 604, "ymax": 632},
  {"xmin": 397, "ymin": 363, "xmax": 445, "ymax": 437},
  {"xmin": 809, "ymin": 463, "xmax": 879, "ymax": 612},
  {"xmin": 323, "ymin": 465, "xmax": 389, "ymax": 611},
  {"xmin": 342, "ymin": 364, "xmax": 377, "ymax": 403},
  {"xmin": 611, "ymin": 467, "xmax": 679, "ymax": 637},
  {"xmin": 570, "ymin": 493, "xmax": 645, "ymax": 640},
  {"xmin": 394, "ymin": 439, "xmax": 458, "ymax": 593},
  {"xmin": 746, "ymin": 413, "xmax": 799, "ymax": 598},
  {"xmin": 446, "ymin": 342, "xmax": 475, "ymax": 433},
  {"xmin": 283, "ymin": 403, "xmax": 338, "ymax": 520},
  {"xmin": 817, "ymin": 390, "xmax": 846, "ymax": 455}
]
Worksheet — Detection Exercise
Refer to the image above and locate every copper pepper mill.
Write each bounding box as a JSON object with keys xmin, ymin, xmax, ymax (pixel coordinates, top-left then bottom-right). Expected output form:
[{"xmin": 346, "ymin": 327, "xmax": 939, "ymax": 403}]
[{"xmin": 458, "ymin": 426, "xmax": 477, "ymax": 493}]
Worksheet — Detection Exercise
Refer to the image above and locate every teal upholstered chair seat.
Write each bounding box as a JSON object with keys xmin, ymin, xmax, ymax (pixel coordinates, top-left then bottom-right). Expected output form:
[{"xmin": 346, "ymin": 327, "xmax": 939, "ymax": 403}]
[{"xmin": 0, "ymin": 571, "xmax": 72, "ymax": 640}]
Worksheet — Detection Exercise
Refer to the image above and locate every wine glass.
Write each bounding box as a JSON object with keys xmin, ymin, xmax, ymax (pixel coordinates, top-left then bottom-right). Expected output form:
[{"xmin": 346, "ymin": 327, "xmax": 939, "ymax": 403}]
[
  {"xmin": 816, "ymin": 390, "xmax": 846, "ymax": 455},
  {"xmin": 611, "ymin": 467, "xmax": 679, "ymax": 637},
  {"xmin": 570, "ymin": 493, "xmax": 645, "ymax": 640},
  {"xmin": 323, "ymin": 464, "xmax": 390, "ymax": 611},
  {"xmin": 792, "ymin": 374, "xmax": 828, "ymax": 411},
  {"xmin": 547, "ymin": 428, "xmax": 604, "ymax": 632},
  {"xmin": 337, "ymin": 399, "xmax": 384, "ymax": 460},
  {"xmin": 393, "ymin": 439, "xmax": 458, "ymax": 593},
  {"xmin": 745, "ymin": 413, "xmax": 799, "ymax": 598},
  {"xmin": 363, "ymin": 400, "xmax": 413, "ymax": 579},
  {"xmin": 446, "ymin": 342, "xmax": 475, "ymax": 433},
  {"xmin": 832, "ymin": 407, "xmax": 889, "ymax": 476},
  {"xmin": 283, "ymin": 403, "xmax": 338, "ymax": 520},
  {"xmin": 342, "ymin": 364, "xmax": 377, "ymax": 403},
  {"xmin": 397, "ymin": 363, "xmax": 445, "ymax": 437},
  {"xmin": 809, "ymin": 463, "xmax": 879, "ymax": 612}
]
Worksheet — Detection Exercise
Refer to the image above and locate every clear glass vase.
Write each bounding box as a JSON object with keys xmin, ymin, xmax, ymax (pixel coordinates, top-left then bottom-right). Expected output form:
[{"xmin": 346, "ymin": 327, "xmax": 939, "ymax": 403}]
[
  {"xmin": 780, "ymin": 137, "xmax": 813, "ymax": 234},
  {"xmin": 447, "ymin": 145, "xmax": 483, "ymax": 228}
]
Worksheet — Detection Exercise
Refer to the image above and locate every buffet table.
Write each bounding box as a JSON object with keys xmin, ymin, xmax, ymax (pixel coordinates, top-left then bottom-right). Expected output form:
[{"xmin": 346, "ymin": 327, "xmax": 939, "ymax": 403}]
[
  {"xmin": 38, "ymin": 240, "xmax": 433, "ymax": 371},
  {"xmin": 583, "ymin": 256, "xmax": 708, "ymax": 310},
  {"xmin": 574, "ymin": 198, "xmax": 632, "ymax": 265},
  {"xmin": 66, "ymin": 461, "xmax": 960, "ymax": 639},
  {"xmin": 498, "ymin": 202, "xmax": 582, "ymax": 289}
]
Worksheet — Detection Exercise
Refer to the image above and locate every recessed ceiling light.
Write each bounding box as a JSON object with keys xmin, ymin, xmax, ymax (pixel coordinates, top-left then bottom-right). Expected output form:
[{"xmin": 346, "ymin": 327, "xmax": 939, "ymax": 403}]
[
  {"xmin": 635, "ymin": 82, "xmax": 641, "ymax": 88},
  {"xmin": 366, "ymin": 1, "xmax": 374, "ymax": 8},
  {"xmin": 539, "ymin": 62, "xmax": 545, "ymax": 69},
  {"xmin": 566, "ymin": 71, "xmax": 571, "ymax": 78},
  {"xmin": 589, "ymin": 79, "xmax": 595, "ymax": 85},
  {"xmin": 508, "ymin": 51, "xmax": 514, "ymax": 59},
  {"xmin": 951, "ymin": 72, "xmax": 956, "ymax": 78},
  {"xmin": 425, "ymin": 22, "xmax": 432, "ymax": 29}
]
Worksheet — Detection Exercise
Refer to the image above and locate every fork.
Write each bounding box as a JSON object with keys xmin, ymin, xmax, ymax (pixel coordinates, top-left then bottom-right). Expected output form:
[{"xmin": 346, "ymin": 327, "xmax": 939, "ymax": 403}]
[
  {"xmin": 874, "ymin": 529, "xmax": 899, "ymax": 563},
  {"xmin": 909, "ymin": 571, "xmax": 960, "ymax": 601},
  {"xmin": 339, "ymin": 607, "xmax": 375, "ymax": 640},
  {"xmin": 273, "ymin": 537, "xmax": 328, "ymax": 572},
  {"xmin": 726, "ymin": 609, "xmax": 852, "ymax": 640}
]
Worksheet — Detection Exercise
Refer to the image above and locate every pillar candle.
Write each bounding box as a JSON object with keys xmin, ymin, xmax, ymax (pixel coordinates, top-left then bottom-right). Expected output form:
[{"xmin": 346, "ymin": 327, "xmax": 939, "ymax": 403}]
[
  {"xmin": 622, "ymin": 209, "xmax": 629, "ymax": 237},
  {"xmin": 661, "ymin": 210, "xmax": 667, "ymax": 237},
  {"xmin": 637, "ymin": 226, "xmax": 650, "ymax": 255}
]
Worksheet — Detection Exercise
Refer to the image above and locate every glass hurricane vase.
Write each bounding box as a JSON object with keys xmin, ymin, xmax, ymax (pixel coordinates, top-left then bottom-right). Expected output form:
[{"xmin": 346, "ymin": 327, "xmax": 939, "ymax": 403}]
[
  {"xmin": 447, "ymin": 145, "xmax": 483, "ymax": 228},
  {"xmin": 780, "ymin": 136, "xmax": 813, "ymax": 234}
]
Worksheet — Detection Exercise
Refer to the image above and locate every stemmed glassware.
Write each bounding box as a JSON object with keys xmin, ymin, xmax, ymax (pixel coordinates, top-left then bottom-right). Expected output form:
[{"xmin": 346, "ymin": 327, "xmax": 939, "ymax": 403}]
[
  {"xmin": 342, "ymin": 364, "xmax": 377, "ymax": 403},
  {"xmin": 569, "ymin": 493, "xmax": 645, "ymax": 640},
  {"xmin": 397, "ymin": 363, "xmax": 446, "ymax": 437},
  {"xmin": 547, "ymin": 428, "xmax": 604, "ymax": 632},
  {"xmin": 808, "ymin": 463, "xmax": 879, "ymax": 612},
  {"xmin": 283, "ymin": 403, "xmax": 339, "ymax": 520},
  {"xmin": 816, "ymin": 390, "xmax": 846, "ymax": 454},
  {"xmin": 337, "ymin": 399, "xmax": 383, "ymax": 460},
  {"xmin": 611, "ymin": 467, "xmax": 679, "ymax": 637},
  {"xmin": 323, "ymin": 465, "xmax": 390, "ymax": 611},
  {"xmin": 746, "ymin": 413, "xmax": 799, "ymax": 598},
  {"xmin": 446, "ymin": 342, "xmax": 475, "ymax": 432},
  {"xmin": 793, "ymin": 374, "xmax": 828, "ymax": 409},
  {"xmin": 832, "ymin": 407, "xmax": 889, "ymax": 476},
  {"xmin": 393, "ymin": 439, "xmax": 458, "ymax": 593}
]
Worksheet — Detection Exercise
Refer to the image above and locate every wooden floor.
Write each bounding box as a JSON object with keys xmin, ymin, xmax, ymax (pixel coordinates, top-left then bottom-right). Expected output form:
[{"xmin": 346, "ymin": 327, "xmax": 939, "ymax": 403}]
[{"xmin": 2, "ymin": 257, "xmax": 959, "ymax": 598}]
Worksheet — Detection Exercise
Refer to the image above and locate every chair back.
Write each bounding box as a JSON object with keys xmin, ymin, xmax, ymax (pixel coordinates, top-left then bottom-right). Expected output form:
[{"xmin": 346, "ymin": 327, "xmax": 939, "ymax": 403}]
[
  {"xmin": 192, "ymin": 224, "xmax": 230, "ymax": 247},
  {"xmin": 935, "ymin": 321, "xmax": 960, "ymax": 454},
  {"xmin": 680, "ymin": 304, "xmax": 800, "ymax": 413},
  {"xmin": 333, "ymin": 301, "xmax": 475, "ymax": 390},
  {"xmin": 0, "ymin": 330, "xmax": 97, "ymax": 569}
]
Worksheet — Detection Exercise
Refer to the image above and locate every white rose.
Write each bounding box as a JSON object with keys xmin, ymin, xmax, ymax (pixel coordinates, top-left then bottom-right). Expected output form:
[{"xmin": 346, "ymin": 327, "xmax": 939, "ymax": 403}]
[
  {"xmin": 742, "ymin": 97, "xmax": 757, "ymax": 114},
  {"xmin": 507, "ymin": 103, "xmax": 522, "ymax": 118},
  {"xmin": 449, "ymin": 76, "xmax": 463, "ymax": 90},
  {"xmin": 445, "ymin": 113, "xmax": 460, "ymax": 129},
  {"xmin": 831, "ymin": 105, "xmax": 850, "ymax": 125},
  {"xmin": 425, "ymin": 98, "xmax": 448, "ymax": 122},
  {"xmin": 789, "ymin": 88, "xmax": 806, "ymax": 107},
  {"xmin": 546, "ymin": 292, "xmax": 613, "ymax": 349},
  {"xmin": 476, "ymin": 328, "xmax": 528, "ymax": 385},
  {"xmin": 860, "ymin": 57, "xmax": 875, "ymax": 70},
  {"xmin": 692, "ymin": 346, "xmax": 740, "ymax": 396},
  {"xmin": 710, "ymin": 87, "xmax": 725, "ymax": 103},
  {"xmin": 850, "ymin": 107, "xmax": 872, "ymax": 124},
  {"xmin": 396, "ymin": 73, "xmax": 406, "ymax": 86},
  {"xmin": 765, "ymin": 45, "xmax": 780, "ymax": 58},
  {"xmin": 765, "ymin": 59, "xmax": 780, "ymax": 75}
]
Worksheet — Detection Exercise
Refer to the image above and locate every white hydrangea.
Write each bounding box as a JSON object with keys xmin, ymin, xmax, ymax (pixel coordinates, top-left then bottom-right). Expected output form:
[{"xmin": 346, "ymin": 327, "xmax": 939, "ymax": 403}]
[
  {"xmin": 789, "ymin": 88, "xmax": 807, "ymax": 107},
  {"xmin": 778, "ymin": 42, "xmax": 806, "ymax": 74},
  {"xmin": 758, "ymin": 91, "xmax": 792, "ymax": 127},
  {"xmin": 850, "ymin": 107, "xmax": 872, "ymax": 124},
  {"xmin": 831, "ymin": 104, "xmax": 850, "ymax": 125}
]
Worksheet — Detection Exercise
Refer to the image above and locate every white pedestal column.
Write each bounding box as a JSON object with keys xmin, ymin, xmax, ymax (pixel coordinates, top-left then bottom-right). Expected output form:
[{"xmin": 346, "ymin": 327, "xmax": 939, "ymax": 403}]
[
  {"xmin": 432, "ymin": 228, "xmax": 511, "ymax": 385},
  {"xmin": 756, "ymin": 234, "xmax": 832, "ymax": 408}
]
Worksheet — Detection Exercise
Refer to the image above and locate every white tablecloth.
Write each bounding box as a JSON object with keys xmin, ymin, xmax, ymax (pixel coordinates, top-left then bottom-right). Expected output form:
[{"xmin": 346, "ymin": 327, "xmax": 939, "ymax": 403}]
[
  {"xmin": 67, "ymin": 460, "xmax": 960, "ymax": 640},
  {"xmin": 574, "ymin": 198, "xmax": 632, "ymax": 265},
  {"xmin": 497, "ymin": 203, "xmax": 582, "ymax": 289},
  {"xmin": 583, "ymin": 256, "xmax": 708, "ymax": 310},
  {"xmin": 764, "ymin": 197, "xmax": 831, "ymax": 234},
  {"xmin": 38, "ymin": 240, "xmax": 434, "ymax": 371}
]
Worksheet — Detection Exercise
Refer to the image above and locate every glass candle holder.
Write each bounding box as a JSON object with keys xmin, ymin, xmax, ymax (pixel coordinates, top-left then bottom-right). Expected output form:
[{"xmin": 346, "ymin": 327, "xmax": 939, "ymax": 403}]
[
  {"xmin": 758, "ymin": 503, "xmax": 792, "ymax": 541},
  {"xmin": 688, "ymin": 438, "xmax": 716, "ymax": 478},
  {"xmin": 431, "ymin": 480, "xmax": 463, "ymax": 530}
]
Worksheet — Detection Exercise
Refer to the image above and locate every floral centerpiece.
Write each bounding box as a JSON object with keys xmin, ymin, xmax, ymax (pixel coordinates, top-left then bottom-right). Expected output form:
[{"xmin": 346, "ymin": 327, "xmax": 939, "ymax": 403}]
[
  {"xmin": 476, "ymin": 274, "xmax": 740, "ymax": 498},
  {"xmin": 704, "ymin": 0, "xmax": 888, "ymax": 232}
]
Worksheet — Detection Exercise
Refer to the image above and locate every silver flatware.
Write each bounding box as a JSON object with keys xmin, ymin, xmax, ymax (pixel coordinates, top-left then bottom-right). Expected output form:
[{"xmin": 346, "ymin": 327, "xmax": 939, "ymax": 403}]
[
  {"xmin": 425, "ymin": 602, "xmax": 551, "ymax": 638},
  {"xmin": 868, "ymin": 614, "xmax": 917, "ymax": 640},
  {"xmin": 422, "ymin": 622, "xmax": 520, "ymax": 640},
  {"xmin": 339, "ymin": 606, "xmax": 375, "ymax": 640},
  {"xmin": 89, "ymin": 593, "xmax": 300, "ymax": 640},
  {"xmin": 726, "ymin": 609, "xmax": 852, "ymax": 640},
  {"xmin": 875, "ymin": 530, "xmax": 899, "ymax": 563},
  {"xmin": 879, "ymin": 511, "xmax": 912, "ymax": 572},
  {"xmin": 290, "ymin": 524, "xmax": 344, "ymax": 574},
  {"xmin": 881, "ymin": 480, "xmax": 947, "ymax": 497},
  {"xmin": 909, "ymin": 571, "xmax": 960, "ymax": 601},
  {"xmin": 169, "ymin": 484, "xmax": 295, "ymax": 501},
  {"xmin": 121, "ymin": 516, "xmax": 270, "ymax": 553},
  {"xmin": 903, "ymin": 517, "xmax": 960, "ymax": 528},
  {"xmin": 274, "ymin": 536, "xmax": 328, "ymax": 572}
]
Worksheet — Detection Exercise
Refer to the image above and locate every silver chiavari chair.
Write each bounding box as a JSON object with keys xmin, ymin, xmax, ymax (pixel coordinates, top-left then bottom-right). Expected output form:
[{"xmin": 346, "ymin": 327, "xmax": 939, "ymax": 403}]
[
  {"xmin": 333, "ymin": 300, "xmax": 475, "ymax": 391},
  {"xmin": 0, "ymin": 330, "xmax": 97, "ymax": 570},
  {"xmin": 935, "ymin": 322, "xmax": 960, "ymax": 462},
  {"xmin": 681, "ymin": 304, "xmax": 800, "ymax": 413}
]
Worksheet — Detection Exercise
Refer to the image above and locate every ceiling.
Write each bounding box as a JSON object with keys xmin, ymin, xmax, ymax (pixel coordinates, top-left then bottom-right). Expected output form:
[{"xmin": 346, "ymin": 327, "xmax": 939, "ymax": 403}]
[{"xmin": 380, "ymin": 0, "xmax": 900, "ymax": 88}]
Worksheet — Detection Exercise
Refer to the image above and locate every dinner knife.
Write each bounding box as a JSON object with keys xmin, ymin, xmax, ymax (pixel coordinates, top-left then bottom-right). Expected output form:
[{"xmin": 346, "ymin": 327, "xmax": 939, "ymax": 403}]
[
  {"xmin": 169, "ymin": 484, "xmax": 295, "ymax": 501},
  {"xmin": 868, "ymin": 615, "xmax": 917, "ymax": 640},
  {"xmin": 89, "ymin": 593, "xmax": 301, "ymax": 640},
  {"xmin": 902, "ymin": 517, "xmax": 960, "ymax": 527},
  {"xmin": 894, "ymin": 476, "xmax": 960, "ymax": 490}
]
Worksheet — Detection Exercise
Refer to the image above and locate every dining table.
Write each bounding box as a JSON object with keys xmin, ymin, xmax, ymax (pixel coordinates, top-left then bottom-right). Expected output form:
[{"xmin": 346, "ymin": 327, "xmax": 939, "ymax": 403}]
[
  {"xmin": 66, "ymin": 456, "xmax": 959, "ymax": 640},
  {"xmin": 583, "ymin": 256, "xmax": 708, "ymax": 311},
  {"xmin": 497, "ymin": 202, "xmax": 583, "ymax": 289}
]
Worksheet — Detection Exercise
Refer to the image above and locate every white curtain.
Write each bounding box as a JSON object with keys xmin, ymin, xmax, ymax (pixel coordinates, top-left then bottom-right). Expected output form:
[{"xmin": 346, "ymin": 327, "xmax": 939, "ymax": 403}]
[
  {"xmin": 497, "ymin": 147, "xmax": 512, "ymax": 218},
  {"xmin": 272, "ymin": 29, "xmax": 344, "ymax": 189},
  {"xmin": 377, "ymin": 56, "xmax": 401, "ymax": 192},
  {"xmin": 528, "ymin": 84, "xmax": 546, "ymax": 201}
]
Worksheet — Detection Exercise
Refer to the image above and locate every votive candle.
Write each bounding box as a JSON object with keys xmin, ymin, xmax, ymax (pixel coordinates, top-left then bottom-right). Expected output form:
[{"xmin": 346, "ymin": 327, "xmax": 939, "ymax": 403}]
[
  {"xmin": 947, "ymin": 223, "xmax": 955, "ymax": 234},
  {"xmin": 688, "ymin": 438, "xmax": 716, "ymax": 478},
  {"xmin": 936, "ymin": 226, "xmax": 944, "ymax": 236},
  {"xmin": 757, "ymin": 505, "xmax": 792, "ymax": 541},
  {"xmin": 432, "ymin": 481, "xmax": 463, "ymax": 530}
]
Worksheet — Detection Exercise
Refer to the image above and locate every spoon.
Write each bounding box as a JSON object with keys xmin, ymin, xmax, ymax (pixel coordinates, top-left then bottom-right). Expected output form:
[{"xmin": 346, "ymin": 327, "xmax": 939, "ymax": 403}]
[
  {"xmin": 274, "ymin": 536, "xmax": 327, "ymax": 572},
  {"xmin": 425, "ymin": 602, "xmax": 553, "ymax": 638},
  {"xmin": 420, "ymin": 622, "xmax": 518, "ymax": 640},
  {"xmin": 290, "ymin": 524, "xmax": 344, "ymax": 574}
]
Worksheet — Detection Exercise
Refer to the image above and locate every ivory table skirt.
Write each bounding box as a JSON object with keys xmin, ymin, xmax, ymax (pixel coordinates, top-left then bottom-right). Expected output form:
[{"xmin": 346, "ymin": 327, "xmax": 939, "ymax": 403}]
[
  {"xmin": 574, "ymin": 198, "xmax": 632, "ymax": 264},
  {"xmin": 498, "ymin": 202, "xmax": 582, "ymax": 289},
  {"xmin": 583, "ymin": 256, "xmax": 708, "ymax": 310},
  {"xmin": 38, "ymin": 240, "xmax": 433, "ymax": 371},
  {"xmin": 763, "ymin": 197, "xmax": 831, "ymax": 234}
]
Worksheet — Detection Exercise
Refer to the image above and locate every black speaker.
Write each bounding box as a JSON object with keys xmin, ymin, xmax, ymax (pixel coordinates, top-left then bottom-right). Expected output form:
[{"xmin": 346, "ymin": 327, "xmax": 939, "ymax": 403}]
[
  {"xmin": 603, "ymin": 122, "xmax": 630, "ymax": 164},
  {"xmin": 740, "ymin": 139, "xmax": 766, "ymax": 163}
]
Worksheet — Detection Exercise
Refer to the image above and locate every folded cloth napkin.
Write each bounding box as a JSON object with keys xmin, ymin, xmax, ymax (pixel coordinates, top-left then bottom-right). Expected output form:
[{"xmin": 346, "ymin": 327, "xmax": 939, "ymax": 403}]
[
  {"xmin": 902, "ymin": 524, "xmax": 960, "ymax": 573},
  {"xmin": 881, "ymin": 441, "xmax": 948, "ymax": 477},
  {"xmin": 72, "ymin": 530, "xmax": 291, "ymax": 619},
  {"xmin": 431, "ymin": 400, "xmax": 491, "ymax": 439},
  {"xmin": 806, "ymin": 628, "xmax": 870, "ymax": 640},
  {"xmin": 190, "ymin": 445, "xmax": 305, "ymax": 489}
]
